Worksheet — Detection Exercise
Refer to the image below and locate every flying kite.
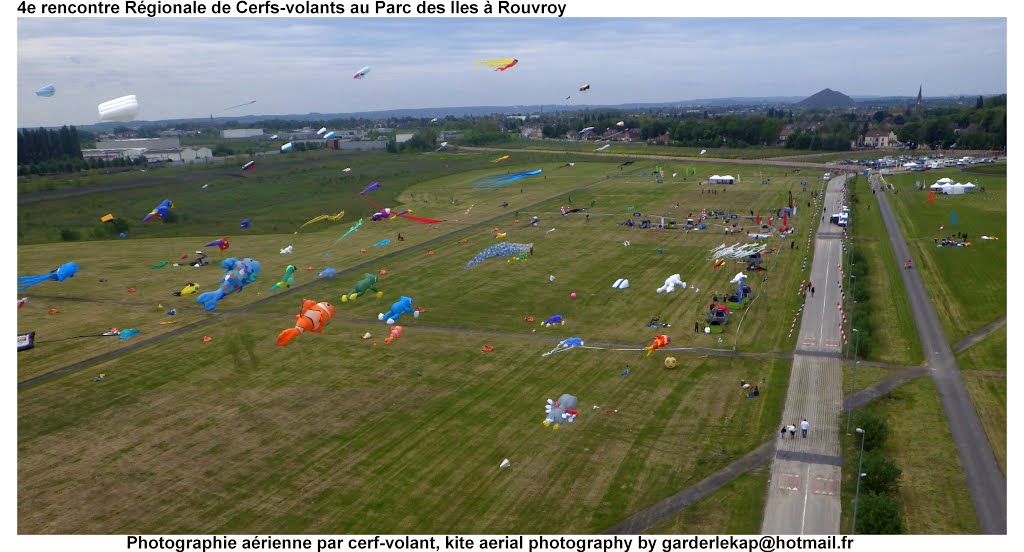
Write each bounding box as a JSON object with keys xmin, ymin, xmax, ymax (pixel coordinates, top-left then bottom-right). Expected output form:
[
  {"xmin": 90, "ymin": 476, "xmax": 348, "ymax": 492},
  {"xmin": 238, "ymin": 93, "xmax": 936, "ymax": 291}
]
[
  {"xmin": 204, "ymin": 237, "xmax": 230, "ymax": 252},
  {"xmin": 367, "ymin": 200, "xmax": 443, "ymax": 224},
  {"xmin": 620, "ymin": 161, "xmax": 635, "ymax": 167},
  {"xmin": 616, "ymin": 121, "xmax": 625, "ymax": 127},
  {"xmin": 543, "ymin": 394, "xmax": 578, "ymax": 430},
  {"xmin": 18, "ymin": 262, "xmax": 78, "ymax": 292},
  {"xmin": 436, "ymin": 142, "xmax": 448, "ymax": 151},
  {"xmin": 270, "ymin": 134, "xmax": 279, "ymax": 140},
  {"xmin": 36, "ymin": 84, "xmax": 55, "ymax": 97},
  {"xmin": 464, "ymin": 242, "xmax": 533, "ymax": 269},
  {"xmin": 594, "ymin": 144, "xmax": 611, "ymax": 152},
  {"xmin": 373, "ymin": 239, "xmax": 391, "ymax": 247},
  {"xmin": 98, "ymin": 95, "xmax": 139, "ymax": 122},
  {"xmin": 700, "ymin": 149, "xmax": 707, "ymax": 155},
  {"xmin": 379, "ymin": 296, "xmax": 419, "ymax": 325},
  {"xmin": 295, "ymin": 210, "xmax": 345, "ymax": 233},
  {"xmin": 430, "ymin": 118, "xmax": 438, "ymax": 123},
  {"xmin": 492, "ymin": 155, "xmax": 511, "ymax": 163},
  {"xmin": 477, "ymin": 58, "xmax": 518, "ymax": 71},
  {"xmin": 195, "ymin": 257, "xmax": 261, "ymax": 311},
  {"xmin": 240, "ymin": 219, "xmax": 251, "ymax": 229},
  {"xmin": 142, "ymin": 200, "xmax": 173, "ymax": 223},
  {"xmin": 359, "ymin": 182, "xmax": 381, "ymax": 196},
  {"xmin": 280, "ymin": 142, "xmax": 293, "ymax": 153},
  {"xmin": 317, "ymin": 127, "xmax": 327, "ymax": 136},
  {"xmin": 353, "ymin": 66, "xmax": 372, "ymax": 79},
  {"xmin": 334, "ymin": 218, "xmax": 364, "ymax": 245},
  {"xmin": 644, "ymin": 334, "xmax": 671, "ymax": 357},
  {"xmin": 324, "ymin": 131, "xmax": 336, "ymax": 140},
  {"xmin": 270, "ymin": 265, "xmax": 297, "ymax": 290},
  {"xmin": 172, "ymin": 283, "xmax": 199, "ymax": 296},
  {"xmin": 341, "ymin": 273, "xmax": 383, "ymax": 302},
  {"xmin": 472, "ymin": 169, "xmax": 542, "ymax": 189},
  {"xmin": 580, "ymin": 127, "xmax": 595, "ymax": 134},
  {"xmin": 559, "ymin": 163, "xmax": 575, "ymax": 168},
  {"xmin": 242, "ymin": 161, "xmax": 255, "ymax": 171},
  {"xmin": 579, "ymin": 84, "xmax": 590, "ymax": 92},
  {"xmin": 277, "ymin": 299, "xmax": 335, "ymax": 346}
]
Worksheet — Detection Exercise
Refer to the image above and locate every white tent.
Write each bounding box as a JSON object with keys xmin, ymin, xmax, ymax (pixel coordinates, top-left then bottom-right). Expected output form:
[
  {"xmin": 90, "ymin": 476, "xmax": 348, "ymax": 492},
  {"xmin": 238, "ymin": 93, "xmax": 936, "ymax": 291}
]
[
  {"xmin": 929, "ymin": 182, "xmax": 945, "ymax": 190},
  {"xmin": 947, "ymin": 183, "xmax": 966, "ymax": 195},
  {"xmin": 935, "ymin": 177, "xmax": 956, "ymax": 185},
  {"xmin": 940, "ymin": 184, "xmax": 956, "ymax": 194},
  {"xmin": 709, "ymin": 175, "xmax": 735, "ymax": 184},
  {"xmin": 963, "ymin": 182, "xmax": 977, "ymax": 192}
]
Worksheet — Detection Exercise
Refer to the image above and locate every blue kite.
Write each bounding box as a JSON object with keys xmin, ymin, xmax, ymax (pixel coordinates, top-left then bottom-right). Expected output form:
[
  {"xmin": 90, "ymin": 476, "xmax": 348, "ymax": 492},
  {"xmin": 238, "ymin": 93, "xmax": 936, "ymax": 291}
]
[{"xmin": 18, "ymin": 262, "xmax": 78, "ymax": 292}]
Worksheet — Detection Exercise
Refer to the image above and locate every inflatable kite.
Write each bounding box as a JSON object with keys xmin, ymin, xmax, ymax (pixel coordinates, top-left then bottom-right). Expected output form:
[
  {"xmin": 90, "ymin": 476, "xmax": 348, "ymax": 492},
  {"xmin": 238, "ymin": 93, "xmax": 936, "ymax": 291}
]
[
  {"xmin": 18, "ymin": 262, "xmax": 78, "ymax": 291},
  {"xmin": 324, "ymin": 131, "xmax": 336, "ymax": 140},
  {"xmin": 367, "ymin": 200, "xmax": 443, "ymax": 224},
  {"xmin": 465, "ymin": 242, "xmax": 533, "ymax": 269},
  {"xmin": 280, "ymin": 245, "xmax": 293, "ymax": 255},
  {"xmin": 379, "ymin": 296, "xmax": 419, "ymax": 325},
  {"xmin": 594, "ymin": 144, "xmax": 611, "ymax": 152},
  {"xmin": 142, "ymin": 200, "xmax": 173, "ymax": 223},
  {"xmin": 98, "ymin": 95, "xmax": 139, "ymax": 122},
  {"xmin": 295, "ymin": 210, "xmax": 345, "ymax": 233},
  {"xmin": 542, "ymin": 337, "xmax": 584, "ymax": 357},
  {"xmin": 543, "ymin": 394, "xmax": 578, "ymax": 430},
  {"xmin": 359, "ymin": 182, "xmax": 381, "ymax": 196},
  {"xmin": 579, "ymin": 83, "xmax": 590, "ymax": 92},
  {"xmin": 341, "ymin": 273, "xmax": 383, "ymax": 302},
  {"xmin": 472, "ymin": 169, "xmax": 542, "ymax": 190},
  {"xmin": 240, "ymin": 219, "xmax": 251, "ymax": 229},
  {"xmin": 334, "ymin": 218, "xmax": 364, "ymax": 246},
  {"xmin": 276, "ymin": 299, "xmax": 335, "ymax": 346},
  {"xmin": 317, "ymin": 128, "xmax": 327, "ymax": 136},
  {"xmin": 18, "ymin": 297, "xmax": 27, "ymax": 309},
  {"xmin": 542, "ymin": 315, "xmax": 564, "ymax": 327},
  {"xmin": 205, "ymin": 237, "xmax": 230, "ymax": 252},
  {"xmin": 384, "ymin": 325, "xmax": 403, "ymax": 345},
  {"xmin": 612, "ymin": 279, "xmax": 630, "ymax": 289},
  {"xmin": 195, "ymin": 257, "xmax": 261, "ymax": 312},
  {"xmin": 656, "ymin": 274, "xmax": 686, "ymax": 293},
  {"xmin": 353, "ymin": 65, "xmax": 372, "ymax": 79},
  {"xmin": 280, "ymin": 143, "xmax": 293, "ymax": 153},
  {"xmin": 645, "ymin": 334, "xmax": 671, "ymax": 357},
  {"xmin": 436, "ymin": 142, "xmax": 448, "ymax": 151},
  {"xmin": 373, "ymin": 239, "xmax": 390, "ymax": 248},
  {"xmin": 270, "ymin": 265, "xmax": 297, "ymax": 290},
  {"xmin": 478, "ymin": 58, "xmax": 518, "ymax": 71},
  {"xmin": 36, "ymin": 84, "xmax": 55, "ymax": 97},
  {"xmin": 318, "ymin": 268, "xmax": 337, "ymax": 278},
  {"xmin": 172, "ymin": 282, "xmax": 199, "ymax": 296},
  {"xmin": 242, "ymin": 161, "xmax": 255, "ymax": 171},
  {"xmin": 580, "ymin": 127, "xmax": 595, "ymax": 134}
]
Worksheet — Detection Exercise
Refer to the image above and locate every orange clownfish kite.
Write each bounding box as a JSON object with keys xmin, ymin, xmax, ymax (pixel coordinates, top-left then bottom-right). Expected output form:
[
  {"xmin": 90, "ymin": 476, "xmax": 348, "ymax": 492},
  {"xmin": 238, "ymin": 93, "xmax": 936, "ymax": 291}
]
[
  {"xmin": 277, "ymin": 299, "xmax": 335, "ymax": 346},
  {"xmin": 644, "ymin": 334, "xmax": 671, "ymax": 357}
]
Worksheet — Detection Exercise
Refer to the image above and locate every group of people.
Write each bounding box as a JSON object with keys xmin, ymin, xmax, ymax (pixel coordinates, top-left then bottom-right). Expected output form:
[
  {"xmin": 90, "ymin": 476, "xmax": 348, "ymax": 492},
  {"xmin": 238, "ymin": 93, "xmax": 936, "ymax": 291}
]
[
  {"xmin": 934, "ymin": 231, "xmax": 970, "ymax": 247},
  {"xmin": 780, "ymin": 419, "xmax": 811, "ymax": 439}
]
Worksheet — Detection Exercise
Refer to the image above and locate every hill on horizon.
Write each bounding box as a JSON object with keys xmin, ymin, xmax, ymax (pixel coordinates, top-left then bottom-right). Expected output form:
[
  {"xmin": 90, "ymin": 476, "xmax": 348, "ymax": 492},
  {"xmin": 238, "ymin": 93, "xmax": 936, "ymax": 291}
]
[{"xmin": 795, "ymin": 88, "xmax": 856, "ymax": 109}]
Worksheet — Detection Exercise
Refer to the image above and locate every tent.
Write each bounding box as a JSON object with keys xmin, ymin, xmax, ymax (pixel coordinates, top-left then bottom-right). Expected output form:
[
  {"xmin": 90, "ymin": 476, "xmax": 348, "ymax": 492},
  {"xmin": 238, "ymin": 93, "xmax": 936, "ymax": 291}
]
[
  {"xmin": 709, "ymin": 175, "xmax": 735, "ymax": 184},
  {"xmin": 947, "ymin": 183, "xmax": 966, "ymax": 195},
  {"xmin": 963, "ymin": 182, "xmax": 977, "ymax": 192}
]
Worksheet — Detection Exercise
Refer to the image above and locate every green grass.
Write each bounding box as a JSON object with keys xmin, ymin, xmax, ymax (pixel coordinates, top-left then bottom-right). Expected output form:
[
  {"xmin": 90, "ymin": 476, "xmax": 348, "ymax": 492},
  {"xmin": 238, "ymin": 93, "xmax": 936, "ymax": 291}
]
[
  {"xmin": 879, "ymin": 168, "xmax": 1006, "ymax": 344},
  {"xmin": 644, "ymin": 465, "xmax": 770, "ymax": 534},
  {"xmin": 959, "ymin": 374, "xmax": 1006, "ymax": 476},
  {"xmin": 839, "ymin": 377, "xmax": 979, "ymax": 534},
  {"xmin": 955, "ymin": 325, "xmax": 1006, "ymax": 371}
]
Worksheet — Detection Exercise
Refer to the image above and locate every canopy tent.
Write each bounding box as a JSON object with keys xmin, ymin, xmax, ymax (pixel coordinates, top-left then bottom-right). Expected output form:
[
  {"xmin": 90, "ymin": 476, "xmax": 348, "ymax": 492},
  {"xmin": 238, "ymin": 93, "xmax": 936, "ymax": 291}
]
[
  {"xmin": 947, "ymin": 183, "xmax": 966, "ymax": 195},
  {"xmin": 708, "ymin": 175, "xmax": 735, "ymax": 184},
  {"xmin": 963, "ymin": 182, "xmax": 977, "ymax": 191}
]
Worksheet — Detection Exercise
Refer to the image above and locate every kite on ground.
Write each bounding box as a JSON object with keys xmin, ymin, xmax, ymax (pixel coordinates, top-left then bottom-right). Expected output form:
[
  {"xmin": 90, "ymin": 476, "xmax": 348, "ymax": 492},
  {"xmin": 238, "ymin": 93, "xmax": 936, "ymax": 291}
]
[
  {"xmin": 595, "ymin": 144, "xmax": 611, "ymax": 152},
  {"xmin": 173, "ymin": 283, "xmax": 199, "ymax": 296},
  {"xmin": 151, "ymin": 261, "xmax": 169, "ymax": 269},
  {"xmin": 100, "ymin": 214, "xmax": 114, "ymax": 223},
  {"xmin": 542, "ymin": 315, "xmax": 564, "ymax": 327},
  {"xmin": 318, "ymin": 268, "xmax": 337, "ymax": 278},
  {"xmin": 271, "ymin": 265, "xmax": 297, "ymax": 290},
  {"xmin": 645, "ymin": 334, "xmax": 671, "ymax": 357},
  {"xmin": 353, "ymin": 66, "xmax": 372, "ymax": 79},
  {"xmin": 465, "ymin": 242, "xmax": 532, "ymax": 269},
  {"xmin": 142, "ymin": 200, "xmax": 173, "ymax": 223},
  {"xmin": 334, "ymin": 218, "xmax": 364, "ymax": 246},
  {"xmin": 341, "ymin": 273, "xmax": 383, "ymax": 302},
  {"xmin": 295, "ymin": 210, "xmax": 345, "ymax": 233},
  {"xmin": 196, "ymin": 257, "xmax": 260, "ymax": 311},
  {"xmin": 18, "ymin": 262, "xmax": 78, "ymax": 292},
  {"xmin": 359, "ymin": 182, "xmax": 381, "ymax": 196},
  {"xmin": 342, "ymin": 167, "xmax": 352, "ymax": 173},
  {"xmin": 492, "ymin": 155, "xmax": 511, "ymax": 163},
  {"xmin": 36, "ymin": 84, "xmax": 55, "ymax": 97},
  {"xmin": 620, "ymin": 161, "xmax": 635, "ymax": 167},
  {"xmin": 277, "ymin": 299, "xmax": 335, "ymax": 346},
  {"xmin": 616, "ymin": 121, "xmax": 625, "ymax": 127},
  {"xmin": 379, "ymin": 296, "xmax": 419, "ymax": 325},
  {"xmin": 373, "ymin": 239, "xmax": 390, "ymax": 247},
  {"xmin": 18, "ymin": 297, "xmax": 27, "ymax": 309},
  {"xmin": 700, "ymin": 149, "xmax": 707, "ymax": 155},
  {"xmin": 542, "ymin": 337, "xmax": 585, "ymax": 357},
  {"xmin": 367, "ymin": 200, "xmax": 443, "ymax": 224},
  {"xmin": 472, "ymin": 169, "xmax": 542, "ymax": 189},
  {"xmin": 242, "ymin": 161, "xmax": 255, "ymax": 171},
  {"xmin": 98, "ymin": 95, "xmax": 139, "ymax": 122},
  {"xmin": 477, "ymin": 58, "xmax": 518, "ymax": 71},
  {"xmin": 270, "ymin": 134, "xmax": 279, "ymax": 140},
  {"xmin": 240, "ymin": 219, "xmax": 251, "ymax": 229},
  {"xmin": 543, "ymin": 394, "xmax": 578, "ymax": 430},
  {"xmin": 280, "ymin": 245, "xmax": 293, "ymax": 255},
  {"xmin": 204, "ymin": 237, "xmax": 230, "ymax": 252},
  {"xmin": 385, "ymin": 325, "xmax": 403, "ymax": 344},
  {"xmin": 656, "ymin": 274, "xmax": 686, "ymax": 293}
]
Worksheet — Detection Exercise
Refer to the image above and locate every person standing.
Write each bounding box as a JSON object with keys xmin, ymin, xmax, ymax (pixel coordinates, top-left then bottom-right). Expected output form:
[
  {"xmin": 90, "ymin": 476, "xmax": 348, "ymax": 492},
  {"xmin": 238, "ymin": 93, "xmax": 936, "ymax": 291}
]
[
  {"xmin": 788, "ymin": 424, "xmax": 796, "ymax": 439},
  {"xmin": 694, "ymin": 321, "xmax": 699, "ymax": 333},
  {"xmin": 781, "ymin": 426, "xmax": 787, "ymax": 440},
  {"xmin": 801, "ymin": 419, "xmax": 810, "ymax": 438}
]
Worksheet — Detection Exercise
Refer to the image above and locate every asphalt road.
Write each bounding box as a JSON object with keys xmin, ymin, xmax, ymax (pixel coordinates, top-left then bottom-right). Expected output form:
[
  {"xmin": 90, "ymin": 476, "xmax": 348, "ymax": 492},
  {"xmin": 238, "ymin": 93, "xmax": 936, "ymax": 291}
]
[{"xmin": 872, "ymin": 176, "xmax": 1007, "ymax": 534}]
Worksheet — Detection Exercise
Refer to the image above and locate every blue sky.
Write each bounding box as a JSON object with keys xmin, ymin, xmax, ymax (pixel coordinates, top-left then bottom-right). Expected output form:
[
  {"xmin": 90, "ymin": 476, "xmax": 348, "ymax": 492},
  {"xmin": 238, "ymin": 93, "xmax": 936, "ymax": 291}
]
[{"xmin": 17, "ymin": 17, "xmax": 1007, "ymax": 127}]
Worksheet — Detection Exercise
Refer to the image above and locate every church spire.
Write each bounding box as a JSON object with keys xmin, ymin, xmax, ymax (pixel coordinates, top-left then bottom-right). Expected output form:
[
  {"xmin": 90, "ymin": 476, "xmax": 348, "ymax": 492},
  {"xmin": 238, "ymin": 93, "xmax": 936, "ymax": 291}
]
[{"xmin": 915, "ymin": 85, "xmax": 923, "ymax": 111}]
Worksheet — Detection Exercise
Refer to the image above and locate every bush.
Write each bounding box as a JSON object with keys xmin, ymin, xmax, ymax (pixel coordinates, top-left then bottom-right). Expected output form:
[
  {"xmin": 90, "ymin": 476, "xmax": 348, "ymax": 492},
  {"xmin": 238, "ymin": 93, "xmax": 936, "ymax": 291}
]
[
  {"xmin": 860, "ymin": 450, "xmax": 902, "ymax": 495},
  {"xmin": 854, "ymin": 412, "xmax": 889, "ymax": 451},
  {"xmin": 854, "ymin": 492, "xmax": 905, "ymax": 534},
  {"xmin": 59, "ymin": 228, "xmax": 81, "ymax": 241}
]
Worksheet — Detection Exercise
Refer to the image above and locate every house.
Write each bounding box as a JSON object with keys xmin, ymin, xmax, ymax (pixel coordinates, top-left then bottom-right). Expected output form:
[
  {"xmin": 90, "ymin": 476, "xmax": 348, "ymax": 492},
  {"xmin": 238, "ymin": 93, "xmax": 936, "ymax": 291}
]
[
  {"xmin": 863, "ymin": 130, "xmax": 898, "ymax": 148},
  {"xmin": 81, "ymin": 148, "xmax": 147, "ymax": 161},
  {"xmin": 778, "ymin": 127, "xmax": 795, "ymax": 145},
  {"xmin": 221, "ymin": 128, "xmax": 264, "ymax": 139},
  {"xmin": 521, "ymin": 126, "xmax": 543, "ymax": 139}
]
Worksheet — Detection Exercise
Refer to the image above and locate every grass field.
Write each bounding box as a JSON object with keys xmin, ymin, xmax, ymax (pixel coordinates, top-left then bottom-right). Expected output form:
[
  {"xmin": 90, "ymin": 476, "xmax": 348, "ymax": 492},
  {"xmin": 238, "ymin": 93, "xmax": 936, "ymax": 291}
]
[
  {"xmin": 956, "ymin": 326, "xmax": 1007, "ymax": 475},
  {"xmin": 644, "ymin": 465, "xmax": 770, "ymax": 534},
  {"xmin": 955, "ymin": 325, "xmax": 1006, "ymax": 371},
  {"xmin": 19, "ymin": 150, "xmax": 826, "ymax": 533},
  {"xmin": 878, "ymin": 166, "xmax": 1006, "ymax": 345},
  {"xmin": 839, "ymin": 377, "xmax": 980, "ymax": 534}
]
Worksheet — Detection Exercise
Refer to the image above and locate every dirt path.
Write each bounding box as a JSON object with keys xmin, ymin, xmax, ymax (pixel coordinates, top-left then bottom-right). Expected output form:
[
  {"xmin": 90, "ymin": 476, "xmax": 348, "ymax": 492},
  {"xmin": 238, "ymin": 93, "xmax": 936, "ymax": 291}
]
[{"xmin": 953, "ymin": 315, "xmax": 1006, "ymax": 353}]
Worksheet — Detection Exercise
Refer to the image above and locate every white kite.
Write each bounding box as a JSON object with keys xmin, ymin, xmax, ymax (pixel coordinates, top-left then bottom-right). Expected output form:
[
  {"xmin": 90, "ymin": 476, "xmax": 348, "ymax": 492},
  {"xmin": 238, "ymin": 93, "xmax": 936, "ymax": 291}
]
[
  {"xmin": 317, "ymin": 127, "xmax": 327, "ymax": 136},
  {"xmin": 280, "ymin": 142, "xmax": 293, "ymax": 153},
  {"xmin": 656, "ymin": 274, "xmax": 686, "ymax": 293},
  {"xmin": 280, "ymin": 245, "xmax": 294, "ymax": 255},
  {"xmin": 98, "ymin": 95, "xmax": 139, "ymax": 122},
  {"xmin": 612, "ymin": 279, "xmax": 629, "ymax": 289},
  {"xmin": 700, "ymin": 149, "xmax": 707, "ymax": 155},
  {"xmin": 594, "ymin": 144, "xmax": 611, "ymax": 152},
  {"xmin": 353, "ymin": 66, "xmax": 372, "ymax": 79},
  {"xmin": 499, "ymin": 458, "xmax": 510, "ymax": 469}
]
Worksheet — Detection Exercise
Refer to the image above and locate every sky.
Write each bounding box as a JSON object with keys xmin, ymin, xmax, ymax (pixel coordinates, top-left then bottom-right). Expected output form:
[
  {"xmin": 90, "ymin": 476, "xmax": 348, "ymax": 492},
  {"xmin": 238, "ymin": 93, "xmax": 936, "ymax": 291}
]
[{"xmin": 17, "ymin": 16, "xmax": 1007, "ymax": 128}]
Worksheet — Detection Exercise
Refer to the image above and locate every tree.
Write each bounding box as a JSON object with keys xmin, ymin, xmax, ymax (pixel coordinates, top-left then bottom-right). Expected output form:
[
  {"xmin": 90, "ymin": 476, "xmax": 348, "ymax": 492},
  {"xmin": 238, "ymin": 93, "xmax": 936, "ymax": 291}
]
[
  {"xmin": 854, "ymin": 412, "xmax": 889, "ymax": 451},
  {"xmin": 855, "ymin": 493, "xmax": 905, "ymax": 534},
  {"xmin": 860, "ymin": 450, "xmax": 902, "ymax": 495},
  {"xmin": 872, "ymin": 111, "xmax": 887, "ymax": 123}
]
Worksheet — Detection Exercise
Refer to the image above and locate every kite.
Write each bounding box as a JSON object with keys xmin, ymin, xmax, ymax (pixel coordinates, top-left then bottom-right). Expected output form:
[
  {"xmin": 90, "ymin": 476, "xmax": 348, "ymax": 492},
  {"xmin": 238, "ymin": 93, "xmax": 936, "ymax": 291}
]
[
  {"xmin": 560, "ymin": 206, "xmax": 585, "ymax": 216},
  {"xmin": 379, "ymin": 296, "xmax": 419, "ymax": 325},
  {"xmin": 100, "ymin": 214, "xmax": 114, "ymax": 223},
  {"xmin": 342, "ymin": 167, "xmax": 352, "ymax": 173},
  {"xmin": 579, "ymin": 84, "xmax": 590, "ymax": 92},
  {"xmin": 372, "ymin": 239, "xmax": 390, "ymax": 247},
  {"xmin": 318, "ymin": 268, "xmax": 337, "ymax": 278},
  {"xmin": 242, "ymin": 161, "xmax": 255, "ymax": 171},
  {"xmin": 223, "ymin": 100, "xmax": 256, "ymax": 111},
  {"xmin": 477, "ymin": 58, "xmax": 518, "ymax": 71},
  {"xmin": 430, "ymin": 118, "xmax": 438, "ymax": 123},
  {"xmin": 359, "ymin": 182, "xmax": 381, "ymax": 196},
  {"xmin": 700, "ymin": 149, "xmax": 707, "ymax": 155},
  {"xmin": 240, "ymin": 219, "xmax": 251, "ymax": 229},
  {"xmin": 616, "ymin": 121, "xmax": 625, "ymax": 127},
  {"xmin": 270, "ymin": 134, "xmax": 279, "ymax": 140},
  {"xmin": 612, "ymin": 279, "xmax": 629, "ymax": 289},
  {"xmin": 580, "ymin": 127, "xmax": 595, "ymax": 134},
  {"xmin": 18, "ymin": 262, "xmax": 78, "ymax": 292},
  {"xmin": 499, "ymin": 458, "xmax": 510, "ymax": 469},
  {"xmin": 472, "ymin": 169, "xmax": 542, "ymax": 190},
  {"xmin": 18, "ymin": 332, "xmax": 35, "ymax": 352},
  {"xmin": 542, "ymin": 337, "xmax": 585, "ymax": 357},
  {"xmin": 620, "ymin": 161, "xmax": 635, "ymax": 167},
  {"xmin": 384, "ymin": 325, "xmax": 404, "ymax": 345},
  {"xmin": 436, "ymin": 142, "xmax": 448, "ymax": 151},
  {"xmin": 195, "ymin": 257, "xmax": 261, "ymax": 312},
  {"xmin": 594, "ymin": 144, "xmax": 610, "ymax": 152},
  {"xmin": 18, "ymin": 297, "xmax": 28, "ymax": 309},
  {"xmin": 270, "ymin": 265, "xmax": 297, "ymax": 290},
  {"xmin": 465, "ymin": 242, "xmax": 532, "ymax": 269},
  {"xmin": 317, "ymin": 127, "xmax": 327, "ymax": 136},
  {"xmin": 492, "ymin": 155, "xmax": 511, "ymax": 163},
  {"xmin": 119, "ymin": 329, "xmax": 140, "ymax": 340},
  {"xmin": 559, "ymin": 163, "xmax": 575, "ymax": 168},
  {"xmin": 331, "ymin": 218, "xmax": 364, "ymax": 245},
  {"xmin": 367, "ymin": 200, "xmax": 443, "ymax": 224},
  {"xmin": 204, "ymin": 237, "xmax": 230, "ymax": 252},
  {"xmin": 341, "ymin": 273, "xmax": 383, "ymax": 302},
  {"xmin": 280, "ymin": 142, "xmax": 293, "ymax": 153},
  {"xmin": 495, "ymin": 232, "xmax": 506, "ymax": 239},
  {"xmin": 142, "ymin": 199, "xmax": 173, "ymax": 223},
  {"xmin": 189, "ymin": 251, "xmax": 210, "ymax": 267},
  {"xmin": 656, "ymin": 274, "xmax": 686, "ymax": 293},
  {"xmin": 98, "ymin": 95, "xmax": 139, "ymax": 122},
  {"xmin": 172, "ymin": 283, "xmax": 199, "ymax": 296},
  {"xmin": 353, "ymin": 66, "xmax": 372, "ymax": 79},
  {"xmin": 541, "ymin": 315, "xmax": 564, "ymax": 327},
  {"xmin": 36, "ymin": 84, "xmax": 55, "ymax": 97},
  {"xmin": 295, "ymin": 210, "xmax": 345, "ymax": 233},
  {"xmin": 151, "ymin": 261, "xmax": 169, "ymax": 269},
  {"xmin": 277, "ymin": 299, "xmax": 336, "ymax": 346},
  {"xmin": 280, "ymin": 245, "xmax": 293, "ymax": 255},
  {"xmin": 543, "ymin": 394, "xmax": 578, "ymax": 430},
  {"xmin": 644, "ymin": 334, "xmax": 671, "ymax": 357},
  {"xmin": 324, "ymin": 131, "xmax": 336, "ymax": 140}
]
